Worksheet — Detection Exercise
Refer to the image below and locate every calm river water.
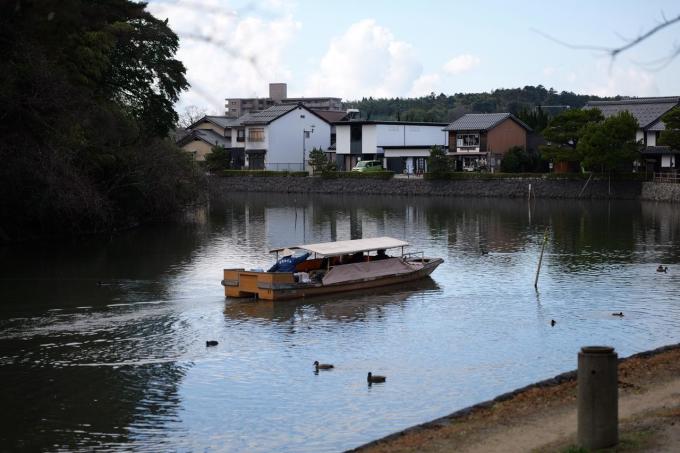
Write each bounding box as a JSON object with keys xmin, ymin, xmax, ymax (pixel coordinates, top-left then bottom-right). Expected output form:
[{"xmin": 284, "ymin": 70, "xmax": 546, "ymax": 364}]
[{"xmin": 1, "ymin": 193, "xmax": 680, "ymax": 452}]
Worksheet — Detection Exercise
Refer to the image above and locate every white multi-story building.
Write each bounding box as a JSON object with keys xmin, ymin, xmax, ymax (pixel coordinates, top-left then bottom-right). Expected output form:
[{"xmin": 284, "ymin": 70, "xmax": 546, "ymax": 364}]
[
  {"xmin": 334, "ymin": 121, "xmax": 449, "ymax": 173},
  {"xmin": 225, "ymin": 82, "xmax": 343, "ymax": 118},
  {"xmin": 242, "ymin": 103, "xmax": 331, "ymax": 171}
]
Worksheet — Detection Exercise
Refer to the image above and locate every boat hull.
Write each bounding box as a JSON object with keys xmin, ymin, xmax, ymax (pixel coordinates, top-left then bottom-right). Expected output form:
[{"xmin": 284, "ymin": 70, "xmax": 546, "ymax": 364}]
[{"xmin": 222, "ymin": 258, "xmax": 443, "ymax": 301}]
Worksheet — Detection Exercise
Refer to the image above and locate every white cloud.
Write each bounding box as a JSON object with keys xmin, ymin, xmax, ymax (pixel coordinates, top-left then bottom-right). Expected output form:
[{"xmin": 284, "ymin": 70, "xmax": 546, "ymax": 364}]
[
  {"xmin": 443, "ymin": 54, "xmax": 481, "ymax": 75},
  {"xmin": 587, "ymin": 64, "xmax": 658, "ymax": 97},
  {"xmin": 542, "ymin": 66, "xmax": 557, "ymax": 77},
  {"xmin": 305, "ymin": 20, "xmax": 424, "ymax": 99},
  {"xmin": 148, "ymin": 1, "xmax": 300, "ymax": 113},
  {"xmin": 409, "ymin": 74, "xmax": 441, "ymax": 97}
]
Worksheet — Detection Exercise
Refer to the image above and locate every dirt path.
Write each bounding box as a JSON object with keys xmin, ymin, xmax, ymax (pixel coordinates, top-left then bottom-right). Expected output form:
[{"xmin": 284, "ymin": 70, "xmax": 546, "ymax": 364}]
[{"xmin": 353, "ymin": 344, "xmax": 680, "ymax": 453}]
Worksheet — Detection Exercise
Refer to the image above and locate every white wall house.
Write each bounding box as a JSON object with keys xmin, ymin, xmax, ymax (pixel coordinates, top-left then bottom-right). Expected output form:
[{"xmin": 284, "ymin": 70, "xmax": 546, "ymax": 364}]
[
  {"xmin": 242, "ymin": 104, "xmax": 331, "ymax": 171},
  {"xmin": 177, "ymin": 115, "xmax": 244, "ymax": 165},
  {"xmin": 334, "ymin": 121, "xmax": 448, "ymax": 173}
]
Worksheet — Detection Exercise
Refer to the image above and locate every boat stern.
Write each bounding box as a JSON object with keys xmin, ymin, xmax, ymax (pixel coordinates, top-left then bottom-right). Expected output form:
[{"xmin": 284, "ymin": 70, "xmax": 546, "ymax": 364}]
[{"xmin": 222, "ymin": 268, "xmax": 296, "ymax": 300}]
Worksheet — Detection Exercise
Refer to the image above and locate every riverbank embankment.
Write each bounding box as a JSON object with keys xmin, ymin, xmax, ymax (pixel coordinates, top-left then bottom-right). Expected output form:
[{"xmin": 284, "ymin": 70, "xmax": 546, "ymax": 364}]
[
  {"xmin": 350, "ymin": 343, "xmax": 680, "ymax": 453},
  {"xmin": 209, "ymin": 175, "xmax": 680, "ymax": 202}
]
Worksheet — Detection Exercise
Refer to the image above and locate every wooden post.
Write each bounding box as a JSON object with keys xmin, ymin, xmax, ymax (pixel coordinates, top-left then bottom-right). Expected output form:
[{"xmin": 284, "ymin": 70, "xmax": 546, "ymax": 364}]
[
  {"xmin": 534, "ymin": 228, "xmax": 548, "ymax": 289},
  {"xmin": 578, "ymin": 346, "xmax": 618, "ymax": 449}
]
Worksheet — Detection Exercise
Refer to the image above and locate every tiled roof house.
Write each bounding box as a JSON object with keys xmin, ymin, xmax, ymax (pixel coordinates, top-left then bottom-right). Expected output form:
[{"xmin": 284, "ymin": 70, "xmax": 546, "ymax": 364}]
[
  {"xmin": 443, "ymin": 113, "xmax": 532, "ymax": 171},
  {"xmin": 585, "ymin": 97, "xmax": 680, "ymax": 171}
]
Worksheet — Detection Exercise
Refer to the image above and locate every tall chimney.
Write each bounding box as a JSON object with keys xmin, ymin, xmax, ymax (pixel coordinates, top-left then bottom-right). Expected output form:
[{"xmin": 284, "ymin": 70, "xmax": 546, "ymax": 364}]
[{"xmin": 269, "ymin": 83, "xmax": 287, "ymax": 102}]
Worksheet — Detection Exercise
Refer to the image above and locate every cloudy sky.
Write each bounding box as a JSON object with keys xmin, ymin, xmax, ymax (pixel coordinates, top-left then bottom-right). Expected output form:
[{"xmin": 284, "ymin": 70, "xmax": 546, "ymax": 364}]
[{"xmin": 148, "ymin": 0, "xmax": 680, "ymax": 114}]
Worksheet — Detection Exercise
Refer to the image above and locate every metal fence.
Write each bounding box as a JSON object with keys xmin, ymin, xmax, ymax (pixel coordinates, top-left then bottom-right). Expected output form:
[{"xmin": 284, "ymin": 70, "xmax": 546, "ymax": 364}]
[{"xmin": 653, "ymin": 172, "xmax": 680, "ymax": 183}]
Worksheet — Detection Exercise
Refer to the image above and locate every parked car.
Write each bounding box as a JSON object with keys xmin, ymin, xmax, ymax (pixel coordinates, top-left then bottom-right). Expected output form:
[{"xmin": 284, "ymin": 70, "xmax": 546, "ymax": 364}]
[{"xmin": 351, "ymin": 160, "xmax": 384, "ymax": 172}]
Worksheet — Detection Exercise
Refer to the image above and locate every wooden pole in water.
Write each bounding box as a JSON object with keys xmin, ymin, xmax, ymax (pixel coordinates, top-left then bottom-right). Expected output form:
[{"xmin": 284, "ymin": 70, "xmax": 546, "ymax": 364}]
[{"xmin": 534, "ymin": 228, "xmax": 549, "ymax": 289}]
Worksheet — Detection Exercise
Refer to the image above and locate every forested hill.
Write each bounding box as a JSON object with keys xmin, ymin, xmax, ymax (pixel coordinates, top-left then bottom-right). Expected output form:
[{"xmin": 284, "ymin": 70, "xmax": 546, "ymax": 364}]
[{"xmin": 345, "ymin": 86, "xmax": 615, "ymax": 123}]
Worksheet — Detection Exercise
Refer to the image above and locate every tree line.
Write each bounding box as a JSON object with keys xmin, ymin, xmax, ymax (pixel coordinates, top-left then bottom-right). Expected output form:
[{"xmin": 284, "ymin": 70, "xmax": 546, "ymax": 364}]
[{"xmin": 346, "ymin": 86, "xmax": 615, "ymax": 128}]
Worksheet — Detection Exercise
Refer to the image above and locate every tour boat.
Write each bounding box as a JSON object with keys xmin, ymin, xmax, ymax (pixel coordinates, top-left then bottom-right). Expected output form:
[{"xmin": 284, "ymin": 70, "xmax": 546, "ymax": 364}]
[{"xmin": 221, "ymin": 237, "xmax": 443, "ymax": 301}]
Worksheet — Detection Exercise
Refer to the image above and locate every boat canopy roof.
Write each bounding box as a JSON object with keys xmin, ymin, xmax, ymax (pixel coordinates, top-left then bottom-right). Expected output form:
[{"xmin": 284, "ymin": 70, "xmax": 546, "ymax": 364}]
[{"xmin": 270, "ymin": 237, "xmax": 409, "ymax": 258}]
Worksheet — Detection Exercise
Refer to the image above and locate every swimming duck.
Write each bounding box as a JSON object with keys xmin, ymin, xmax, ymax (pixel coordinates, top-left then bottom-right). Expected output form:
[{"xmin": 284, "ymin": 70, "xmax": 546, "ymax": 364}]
[
  {"xmin": 612, "ymin": 312, "xmax": 624, "ymax": 317},
  {"xmin": 551, "ymin": 319, "xmax": 556, "ymax": 327},
  {"xmin": 656, "ymin": 265, "xmax": 668, "ymax": 273},
  {"xmin": 367, "ymin": 372, "xmax": 386, "ymax": 383},
  {"xmin": 206, "ymin": 340, "xmax": 219, "ymax": 347},
  {"xmin": 314, "ymin": 361, "xmax": 334, "ymax": 370}
]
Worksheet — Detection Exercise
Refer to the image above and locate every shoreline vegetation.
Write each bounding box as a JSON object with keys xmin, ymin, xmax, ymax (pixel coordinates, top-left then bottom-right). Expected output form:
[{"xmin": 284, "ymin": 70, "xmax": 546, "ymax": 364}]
[
  {"xmin": 351, "ymin": 343, "xmax": 680, "ymax": 453},
  {"xmin": 0, "ymin": 1, "xmax": 201, "ymax": 244}
]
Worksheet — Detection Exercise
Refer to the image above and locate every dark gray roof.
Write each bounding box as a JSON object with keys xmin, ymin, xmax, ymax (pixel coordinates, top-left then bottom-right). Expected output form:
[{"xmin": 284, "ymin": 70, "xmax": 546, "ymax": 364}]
[
  {"xmin": 585, "ymin": 97, "xmax": 680, "ymax": 129},
  {"xmin": 189, "ymin": 115, "xmax": 239, "ymax": 130},
  {"xmin": 205, "ymin": 115, "xmax": 241, "ymax": 128},
  {"xmin": 243, "ymin": 103, "xmax": 330, "ymax": 125},
  {"xmin": 231, "ymin": 112, "xmax": 259, "ymax": 126},
  {"xmin": 243, "ymin": 104, "xmax": 300, "ymax": 125},
  {"xmin": 177, "ymin": 129, "xmax": 230, "ymax": 148},
  {"xmin": 313, "ymin": 110, "xmax": 349, "ymax": 123},
  {"xmin": 641, "ymin": 146, "xmax": 680, "ymax": 155},
  {"xmin": 646, "ymin": 119, "xmax": 666, "ymax": 132},
  {"xmin": 443, "ymin": 113, "xmax": 531, "ymax": 132},
  {"xmin": 381, "ymin": 145, "xmax": 439, "ymax": 149},
  {"xmin": 333, "ymin": 120, "xmax": 449, "ymax": 126}
]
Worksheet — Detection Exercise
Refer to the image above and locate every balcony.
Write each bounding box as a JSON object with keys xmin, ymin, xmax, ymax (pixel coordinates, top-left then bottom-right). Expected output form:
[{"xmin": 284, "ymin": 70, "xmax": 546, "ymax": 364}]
[{"xmin": 453, "ymin": 146, "xmax": 481, "ymax": 153}]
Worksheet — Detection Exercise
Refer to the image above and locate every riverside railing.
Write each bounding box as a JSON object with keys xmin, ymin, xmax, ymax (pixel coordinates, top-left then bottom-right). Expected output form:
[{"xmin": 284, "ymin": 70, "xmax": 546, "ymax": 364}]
[
  {"xmin": 265, "ymin": 163, "xmax": 305, "ymax": 172},
  {"xmin": 653, "ymin": 172, "xmax": 680, "ymax": 183}
]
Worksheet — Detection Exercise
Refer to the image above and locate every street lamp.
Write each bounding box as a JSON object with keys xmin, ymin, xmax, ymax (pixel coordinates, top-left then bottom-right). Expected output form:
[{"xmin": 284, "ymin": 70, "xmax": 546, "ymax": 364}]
[{"xmin": 302, "ymin": 125, "xmax": 315, "ymax": 171}]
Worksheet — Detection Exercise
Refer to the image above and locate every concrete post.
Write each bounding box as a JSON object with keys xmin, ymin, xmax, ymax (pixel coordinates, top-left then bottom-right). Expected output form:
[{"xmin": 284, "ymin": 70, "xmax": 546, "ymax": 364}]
[{"xmin": 577, "ymin": 346, "xmax": 618, "ymax": 449}]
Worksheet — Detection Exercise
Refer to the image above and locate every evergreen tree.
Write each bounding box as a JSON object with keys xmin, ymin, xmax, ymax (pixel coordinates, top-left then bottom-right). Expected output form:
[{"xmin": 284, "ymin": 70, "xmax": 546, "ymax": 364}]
[
  {"xmin": 659, "ymin": 107, "xmax": 680, "ymax": 150},
  {"xmin": 204, "ymin": 145, "xmax": 232, "ymax": 172},
  {"xmin": 428, "ymin": 145, "xmax": 450, "ymax": 177},
  {"xmin": 0, "ymin": 0, "xmax": 196, "ymax": 241},
  {"xmin": 308, "ymin": 148, "xmax": 336, "ymax": 174},
  {"xmin": 540, "ymin": 109, "xmax": 604, "ymax": 163},
  {"xmin": 577, "ymin": 111, "xmax": 639, "ymax": 172}
]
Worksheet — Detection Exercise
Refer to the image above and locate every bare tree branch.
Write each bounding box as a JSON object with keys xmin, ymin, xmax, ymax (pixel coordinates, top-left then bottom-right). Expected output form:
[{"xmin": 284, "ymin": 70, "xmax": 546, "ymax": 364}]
[
  {"xmin": 609, "ymin": 13, "xmax": 680, "ymax": 58},
  {"xmin": 530, "ymin": 28, "xmax": 611, "ymax": 52},
  {"xmin": 533, "ymin": 12, "xmax": 680, "ymax": 66}
]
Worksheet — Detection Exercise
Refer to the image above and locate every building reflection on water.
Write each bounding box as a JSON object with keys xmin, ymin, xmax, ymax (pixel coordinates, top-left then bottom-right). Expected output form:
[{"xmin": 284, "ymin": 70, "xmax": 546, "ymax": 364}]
[{"xmin": 2, "ymin": 192, "xmax": 680, "ymax": 451}]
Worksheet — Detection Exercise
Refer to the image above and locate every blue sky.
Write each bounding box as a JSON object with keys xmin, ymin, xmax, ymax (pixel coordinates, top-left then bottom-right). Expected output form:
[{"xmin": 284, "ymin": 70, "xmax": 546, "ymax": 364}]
[{"xmin": 149, "ymin": 0, "xmax": 680, "ymax": 113}]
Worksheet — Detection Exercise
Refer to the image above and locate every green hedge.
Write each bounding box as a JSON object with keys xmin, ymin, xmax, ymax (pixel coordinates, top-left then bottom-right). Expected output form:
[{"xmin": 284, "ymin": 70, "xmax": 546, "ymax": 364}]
[
  {"xmin": 222, "ymin": 170, "xmax": 309, "ymax": 177},
  {"xmin": 320, "ymin": 171, "xmax": 394, "ymax": 180}
]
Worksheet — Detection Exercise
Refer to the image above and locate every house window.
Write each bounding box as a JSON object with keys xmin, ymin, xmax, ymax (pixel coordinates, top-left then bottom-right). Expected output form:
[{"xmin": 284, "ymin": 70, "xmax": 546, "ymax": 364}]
[
  {"xmin": 248, "ymin": 128, "xmax": 265, "ymax": 142},
  {"xmin": 457, "ymin": 133, "xmax": 480, "ymax": 147},
  {"xmin": 237, "ymin": 128, "xmax": 245, "ymax": 142}
]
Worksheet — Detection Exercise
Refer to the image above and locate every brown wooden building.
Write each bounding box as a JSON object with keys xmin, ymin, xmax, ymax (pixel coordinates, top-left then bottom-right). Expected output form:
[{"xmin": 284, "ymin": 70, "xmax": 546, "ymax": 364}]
[{"xmin": 443, "ymin": 113, "xmax": 531, "ymax": 171}]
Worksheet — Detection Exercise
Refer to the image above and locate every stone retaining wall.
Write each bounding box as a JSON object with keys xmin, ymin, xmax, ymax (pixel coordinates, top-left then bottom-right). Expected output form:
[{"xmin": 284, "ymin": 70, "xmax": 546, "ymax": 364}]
[
  {"xmin": 209, "ymin": 175, "xmax": 646, "ymax": 200},
  {"xmin": 641, "ymin": 182, "xmax": 680, "ymax": 203}
]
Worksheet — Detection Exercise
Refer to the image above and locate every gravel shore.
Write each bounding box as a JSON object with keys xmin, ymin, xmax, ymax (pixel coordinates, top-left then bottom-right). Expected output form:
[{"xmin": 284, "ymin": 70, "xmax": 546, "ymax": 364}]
[{"xmin": 351, "ymin": 344, "xmax": 680, "ymax": 453}]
